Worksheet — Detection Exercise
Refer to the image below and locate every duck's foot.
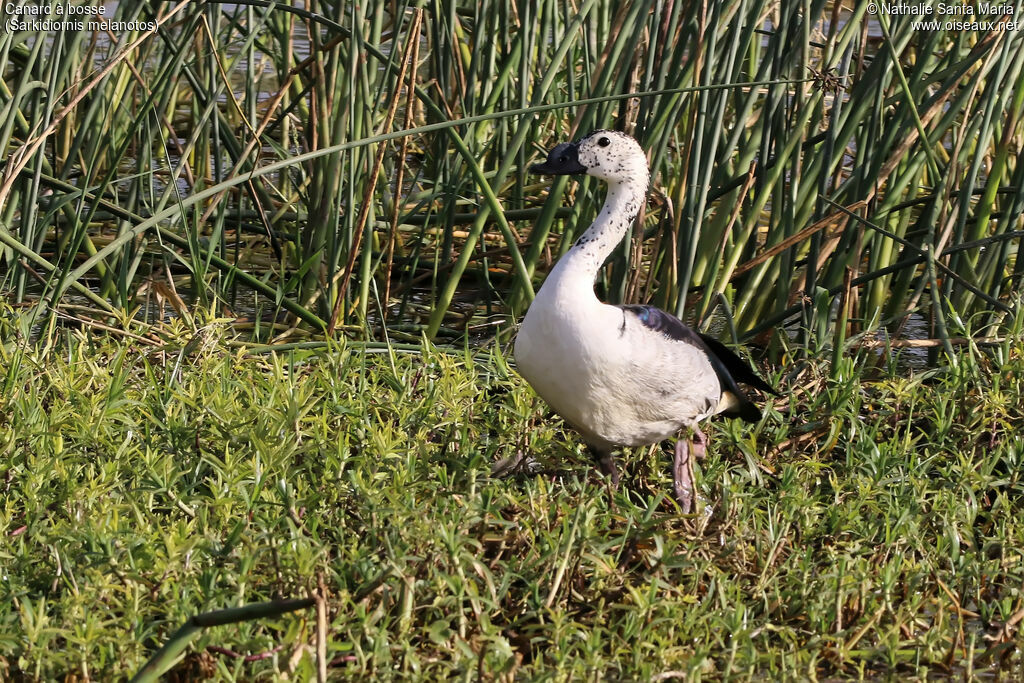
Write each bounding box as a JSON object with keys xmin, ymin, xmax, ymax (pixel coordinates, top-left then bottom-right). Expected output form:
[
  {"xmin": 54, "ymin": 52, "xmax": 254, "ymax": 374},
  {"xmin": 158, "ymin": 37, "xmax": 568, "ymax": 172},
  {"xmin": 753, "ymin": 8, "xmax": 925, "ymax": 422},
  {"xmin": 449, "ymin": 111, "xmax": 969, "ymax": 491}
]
[
  {"xmin": 672, "ymin": 428, "xmax": 707, "ymax": 514},
  {"xmin": 588, "ymin": 445, "xmax": 620, "ymax": 487},
  {"xmin": 490, "ymin": 449, "xmax": 525, "ymax": 478}
]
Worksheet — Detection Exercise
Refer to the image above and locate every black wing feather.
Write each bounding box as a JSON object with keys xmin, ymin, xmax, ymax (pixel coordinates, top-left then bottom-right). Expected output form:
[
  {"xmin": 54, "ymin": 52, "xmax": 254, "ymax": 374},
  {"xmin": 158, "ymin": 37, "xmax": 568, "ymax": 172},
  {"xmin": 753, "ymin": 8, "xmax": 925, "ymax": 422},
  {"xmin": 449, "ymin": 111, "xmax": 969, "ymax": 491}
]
[
  {"xmin": 696, "ymin": 333, "xmax": 780, "ymax": 397},
  {"xmin": 619, "ymin": 304, "xmax": 776, "ymax": 423}
]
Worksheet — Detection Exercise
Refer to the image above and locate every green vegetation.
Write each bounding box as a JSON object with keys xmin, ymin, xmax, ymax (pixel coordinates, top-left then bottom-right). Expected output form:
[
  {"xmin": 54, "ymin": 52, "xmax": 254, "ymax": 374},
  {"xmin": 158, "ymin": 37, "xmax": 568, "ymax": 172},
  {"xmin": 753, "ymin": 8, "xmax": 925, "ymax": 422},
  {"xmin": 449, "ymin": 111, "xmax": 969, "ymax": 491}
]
[
  {"xmin": 2, "ymin": 318, "xmax": 1024, "ymax": 679},
  {"xmin": 2, "ymin": 1, "xmax": 1022, "ymax": 346},
  {"xmin": 4, "ymin": 0, "xmax": 1024, "ymax": 679}
]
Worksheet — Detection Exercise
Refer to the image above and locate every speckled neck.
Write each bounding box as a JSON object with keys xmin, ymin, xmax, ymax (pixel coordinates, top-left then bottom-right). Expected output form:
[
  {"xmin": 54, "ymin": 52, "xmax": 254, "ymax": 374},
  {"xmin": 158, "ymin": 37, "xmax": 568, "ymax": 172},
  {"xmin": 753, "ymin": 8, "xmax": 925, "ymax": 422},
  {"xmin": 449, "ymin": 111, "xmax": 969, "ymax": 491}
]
[{"xmin": 549, "ymin": 178, "xmax": 648, "ymax": 289}]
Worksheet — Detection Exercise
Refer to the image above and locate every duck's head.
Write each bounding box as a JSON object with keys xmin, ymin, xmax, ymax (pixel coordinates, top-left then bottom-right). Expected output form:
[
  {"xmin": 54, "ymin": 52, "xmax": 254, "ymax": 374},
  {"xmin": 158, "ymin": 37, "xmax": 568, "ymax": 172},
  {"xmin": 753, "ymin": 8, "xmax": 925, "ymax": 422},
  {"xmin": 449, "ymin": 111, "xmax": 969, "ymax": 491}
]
[{"xmin": 530, "ymin": 130, "xmax": 648, "ymax": 184}]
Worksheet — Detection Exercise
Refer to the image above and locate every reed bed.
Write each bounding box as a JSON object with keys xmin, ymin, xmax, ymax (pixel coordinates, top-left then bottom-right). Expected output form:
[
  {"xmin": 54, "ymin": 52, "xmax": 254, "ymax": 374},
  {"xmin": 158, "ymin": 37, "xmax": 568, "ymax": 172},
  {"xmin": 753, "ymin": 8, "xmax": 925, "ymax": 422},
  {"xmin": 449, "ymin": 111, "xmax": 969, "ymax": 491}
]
[{"xmin": 1, "ymin": 1, "xmax": 1022, "ymax": 352}]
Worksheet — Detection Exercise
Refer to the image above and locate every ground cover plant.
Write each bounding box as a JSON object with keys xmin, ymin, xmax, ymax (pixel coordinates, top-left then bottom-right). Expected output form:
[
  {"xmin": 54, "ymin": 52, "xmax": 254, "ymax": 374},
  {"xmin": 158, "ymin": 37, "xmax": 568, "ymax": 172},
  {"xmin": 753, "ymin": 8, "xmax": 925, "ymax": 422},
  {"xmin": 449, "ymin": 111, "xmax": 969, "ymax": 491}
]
[{"xmin": 3, "ymin": 314, "xmax": 1024, "ymax": 679}]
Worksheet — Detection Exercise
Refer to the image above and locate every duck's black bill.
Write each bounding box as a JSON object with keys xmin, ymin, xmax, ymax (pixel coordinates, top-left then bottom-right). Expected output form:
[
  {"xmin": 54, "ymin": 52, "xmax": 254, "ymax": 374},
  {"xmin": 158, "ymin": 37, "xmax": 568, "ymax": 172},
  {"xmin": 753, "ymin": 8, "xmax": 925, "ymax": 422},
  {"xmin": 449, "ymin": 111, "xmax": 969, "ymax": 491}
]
[{"xmin": 529, "ymin": 142, "xmax": 587, "ymax": 175}]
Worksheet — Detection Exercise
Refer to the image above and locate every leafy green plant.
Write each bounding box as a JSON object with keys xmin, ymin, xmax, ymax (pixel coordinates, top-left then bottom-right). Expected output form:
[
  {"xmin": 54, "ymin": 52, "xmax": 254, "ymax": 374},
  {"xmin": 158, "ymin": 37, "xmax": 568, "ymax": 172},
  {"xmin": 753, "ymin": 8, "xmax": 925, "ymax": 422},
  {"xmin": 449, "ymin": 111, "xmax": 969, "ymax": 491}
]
[{"xmin": 1, "ymin": 325, "xmax": 1024, "ymax": 678}]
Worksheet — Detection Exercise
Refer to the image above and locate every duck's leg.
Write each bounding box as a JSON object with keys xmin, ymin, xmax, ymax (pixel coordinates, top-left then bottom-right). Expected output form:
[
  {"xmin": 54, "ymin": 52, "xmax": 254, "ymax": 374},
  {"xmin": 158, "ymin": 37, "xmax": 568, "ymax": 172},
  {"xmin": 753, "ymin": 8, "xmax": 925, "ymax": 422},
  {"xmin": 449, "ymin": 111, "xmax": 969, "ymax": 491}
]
[
  {"xmin": 588, "ymin": 445, "xmax": 620, "ymax": 487},
  {"xmin": 672, "ymin": 427, "xmax": 707, "ymax": 513}
]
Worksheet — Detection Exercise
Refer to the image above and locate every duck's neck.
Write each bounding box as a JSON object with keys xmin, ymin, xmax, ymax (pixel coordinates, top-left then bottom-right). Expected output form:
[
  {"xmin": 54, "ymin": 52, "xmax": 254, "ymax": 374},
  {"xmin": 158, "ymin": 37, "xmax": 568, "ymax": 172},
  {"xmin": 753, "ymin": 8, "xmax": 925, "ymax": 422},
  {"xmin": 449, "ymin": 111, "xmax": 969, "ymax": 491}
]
[{"xmin": 547, "ymin": 178, "xmax": 647, "ymax": 294}]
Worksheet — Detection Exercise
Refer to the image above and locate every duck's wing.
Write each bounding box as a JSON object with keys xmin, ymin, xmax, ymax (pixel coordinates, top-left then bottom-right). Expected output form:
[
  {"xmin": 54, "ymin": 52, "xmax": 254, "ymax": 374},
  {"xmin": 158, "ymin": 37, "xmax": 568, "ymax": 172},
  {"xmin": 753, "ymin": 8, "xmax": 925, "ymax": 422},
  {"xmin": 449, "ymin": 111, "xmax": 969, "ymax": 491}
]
[
  {"xmin": 695, "ymin": 333, "xmax": 780, "ymax": 397},
  {"xmin": 619, "ymin": 304, "xmax": 777, "ymax": 423}
]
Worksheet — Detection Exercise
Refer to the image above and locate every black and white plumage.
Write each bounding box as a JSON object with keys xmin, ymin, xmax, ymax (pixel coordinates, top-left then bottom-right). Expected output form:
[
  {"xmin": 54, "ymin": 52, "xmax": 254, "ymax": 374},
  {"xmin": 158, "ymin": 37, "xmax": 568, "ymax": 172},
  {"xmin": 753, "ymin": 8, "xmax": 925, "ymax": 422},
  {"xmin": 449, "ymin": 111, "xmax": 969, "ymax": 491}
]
[{"xmin": 514, "ymin": 130, "xmax": 777, "ymax": 513}]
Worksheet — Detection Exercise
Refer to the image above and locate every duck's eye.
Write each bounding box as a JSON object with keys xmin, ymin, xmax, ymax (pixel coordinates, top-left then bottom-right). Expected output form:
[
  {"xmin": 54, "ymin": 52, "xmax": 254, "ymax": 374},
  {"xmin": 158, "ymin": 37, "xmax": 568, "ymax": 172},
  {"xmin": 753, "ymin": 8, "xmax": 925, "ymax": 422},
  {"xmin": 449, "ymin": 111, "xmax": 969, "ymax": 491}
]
[
  {"xmin": 598, "ymin": 137, "xmax": 610, "ymax": 147},
  {"xmin": 558, "ymin": 155, "xmax": 568, "ymax": 163}
]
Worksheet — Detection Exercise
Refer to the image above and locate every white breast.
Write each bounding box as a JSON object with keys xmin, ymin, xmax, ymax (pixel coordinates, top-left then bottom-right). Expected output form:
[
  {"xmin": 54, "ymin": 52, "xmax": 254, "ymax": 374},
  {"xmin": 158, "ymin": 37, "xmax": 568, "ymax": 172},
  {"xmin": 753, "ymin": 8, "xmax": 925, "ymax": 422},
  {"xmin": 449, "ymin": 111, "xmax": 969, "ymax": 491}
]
[{"xmin": 515, "ymin": 284, "xmax": 720, "ymax": 449}]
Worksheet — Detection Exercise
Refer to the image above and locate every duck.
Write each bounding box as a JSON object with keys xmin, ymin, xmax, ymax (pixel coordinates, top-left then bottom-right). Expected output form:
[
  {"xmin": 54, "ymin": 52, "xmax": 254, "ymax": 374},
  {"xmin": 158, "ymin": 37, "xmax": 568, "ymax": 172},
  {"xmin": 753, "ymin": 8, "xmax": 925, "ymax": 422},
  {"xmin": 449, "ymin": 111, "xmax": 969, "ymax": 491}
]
[{"xmin": 514, "ymin": 129, "xmax": 777, "ymax": 513}]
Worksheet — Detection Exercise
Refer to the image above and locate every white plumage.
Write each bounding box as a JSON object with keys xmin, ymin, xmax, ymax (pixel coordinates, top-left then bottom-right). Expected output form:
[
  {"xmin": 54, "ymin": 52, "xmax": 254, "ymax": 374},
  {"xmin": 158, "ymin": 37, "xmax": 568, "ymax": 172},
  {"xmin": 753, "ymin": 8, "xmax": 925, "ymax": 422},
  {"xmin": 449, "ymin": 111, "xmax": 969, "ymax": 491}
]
[{"xmin": 514, "ymin": 130, "xmax": 775, "ymax": 512}]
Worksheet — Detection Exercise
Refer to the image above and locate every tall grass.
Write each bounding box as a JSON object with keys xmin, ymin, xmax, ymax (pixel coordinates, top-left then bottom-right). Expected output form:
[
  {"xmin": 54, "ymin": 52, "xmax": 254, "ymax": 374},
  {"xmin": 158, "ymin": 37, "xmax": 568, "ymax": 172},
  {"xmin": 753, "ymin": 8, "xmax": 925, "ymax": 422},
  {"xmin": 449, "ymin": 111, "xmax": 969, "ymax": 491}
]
[{"xmin": 1, "ymin": 1, "xmax": 1023, "ymax": 353}]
